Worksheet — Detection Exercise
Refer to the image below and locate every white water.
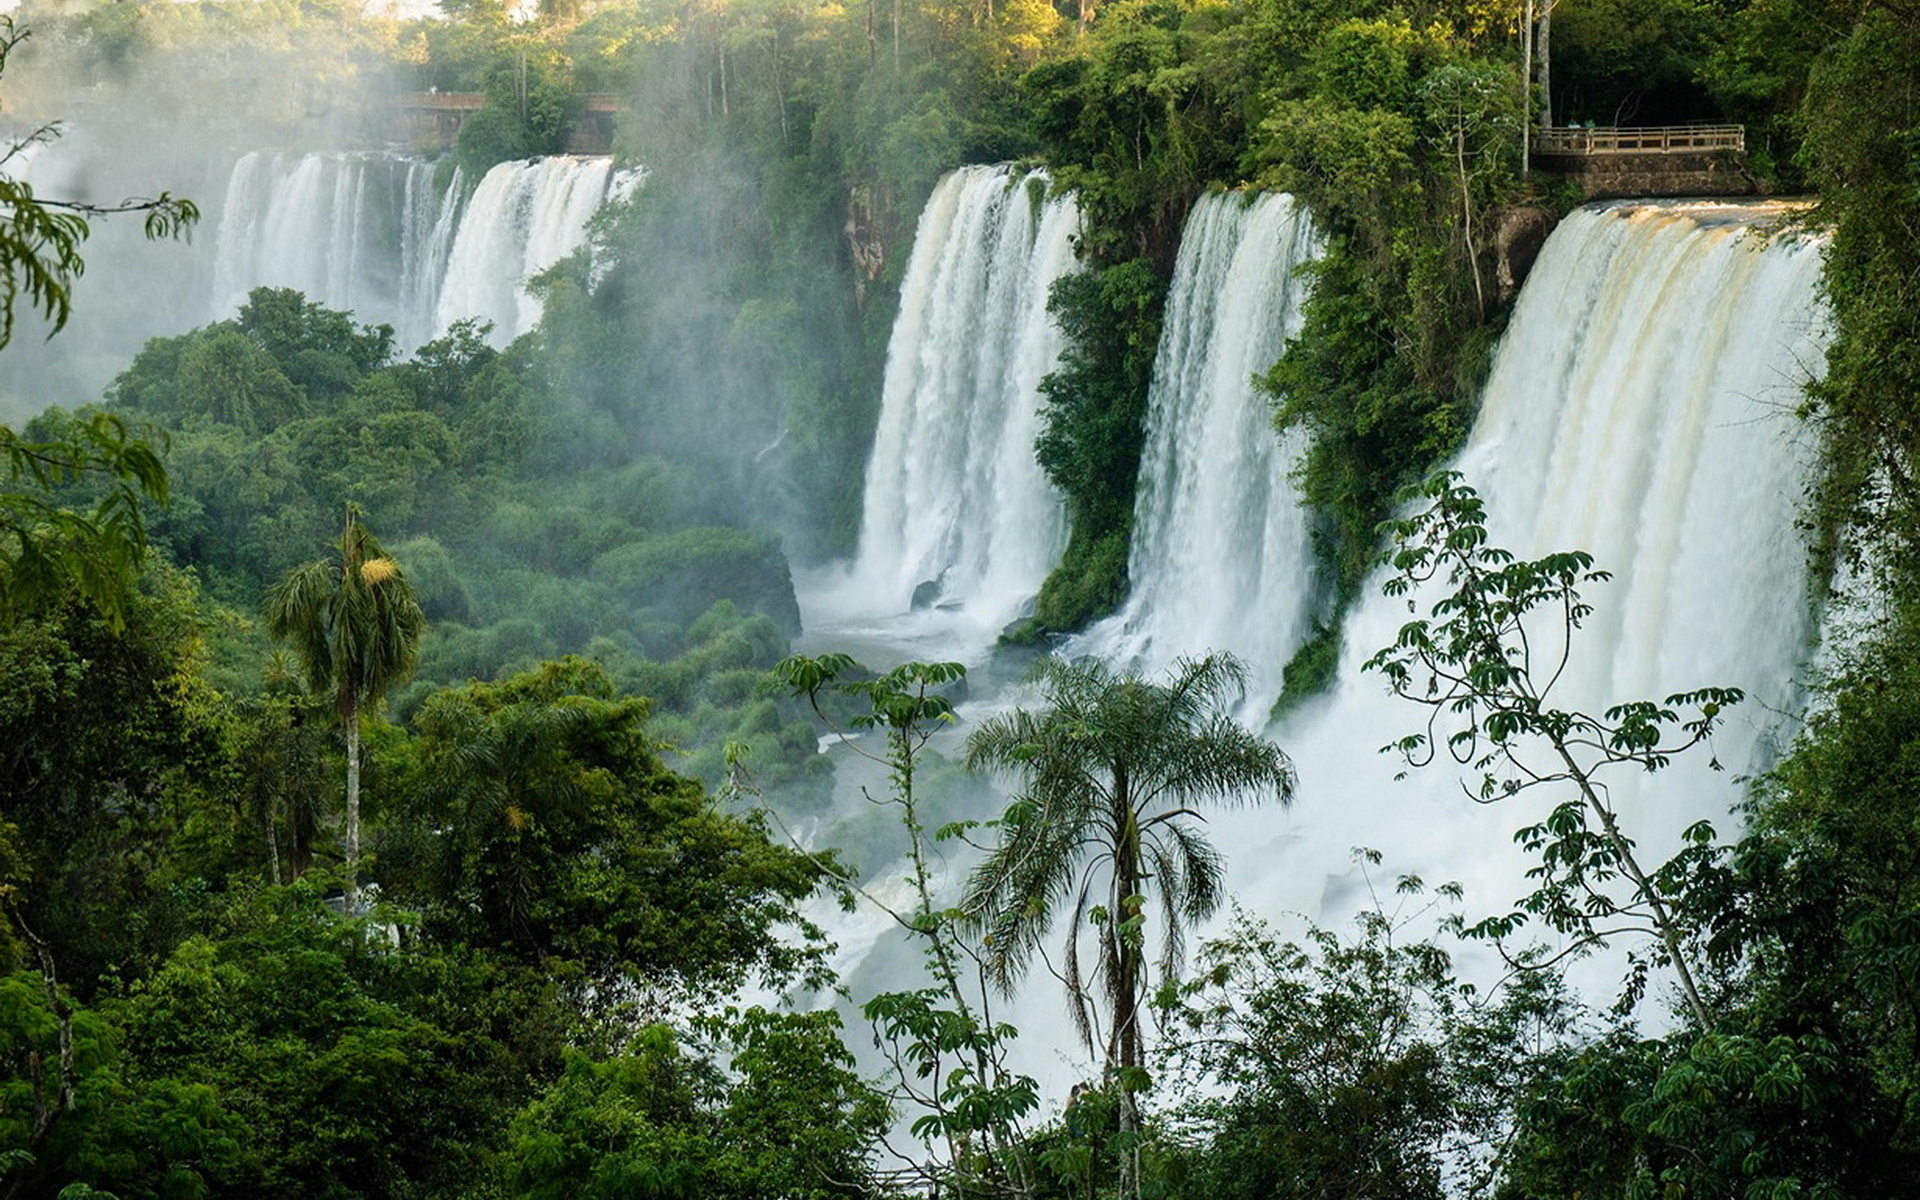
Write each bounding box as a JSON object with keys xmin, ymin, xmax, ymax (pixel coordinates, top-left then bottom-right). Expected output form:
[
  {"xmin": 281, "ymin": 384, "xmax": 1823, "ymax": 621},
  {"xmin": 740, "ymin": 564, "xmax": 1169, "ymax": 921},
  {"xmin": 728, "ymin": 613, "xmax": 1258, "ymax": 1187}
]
[
  {"xmin": 1205, "ymin": 200, "xmax": 1829, "ymax": 991},
  {"xmin": 435, "ymin": 156, "xmax": 632, "ymax": 346},
  {"xmin": 210, "ymin": 152, "xmax": 637, "ymax": 351},
  {"xmin": 1073, "ymin": 191, "xmax": 1323, "ymax": 713},
  {"xmin": 210, "ymin": 151, "xmax": 458, "ymax": 348},
  {"xmin": 802, "ymin": 165, "xmax": 1079, "ymax": 664},
  {"xmin": 805, "ymin": 199, "xmax": 1831, "ymax": 1110}
]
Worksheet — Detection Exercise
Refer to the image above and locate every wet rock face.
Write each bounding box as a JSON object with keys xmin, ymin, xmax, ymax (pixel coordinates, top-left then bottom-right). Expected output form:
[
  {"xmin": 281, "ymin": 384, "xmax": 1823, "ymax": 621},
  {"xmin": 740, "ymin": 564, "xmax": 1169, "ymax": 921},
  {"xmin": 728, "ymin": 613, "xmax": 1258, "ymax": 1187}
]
[{"xmin": 1495, "ymin": 206, "xmax": 1558, "ymax": 304}]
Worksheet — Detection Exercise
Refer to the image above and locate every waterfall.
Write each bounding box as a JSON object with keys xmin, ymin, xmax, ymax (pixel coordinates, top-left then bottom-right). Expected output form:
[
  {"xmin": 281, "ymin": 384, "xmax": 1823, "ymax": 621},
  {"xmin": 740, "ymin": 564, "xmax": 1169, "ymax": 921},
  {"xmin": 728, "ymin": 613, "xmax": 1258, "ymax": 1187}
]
[
  {"xmin": 209, "ymin": 151, "xmax": 455, "ymax": 347},
  {"xmin": 433, "ymin": 156, "xmax": 628, "ymax": 347},
  {"xmin": 805, "ymin": 165, "xmax": 1078, "ymax": 660},
  {"xmin": 210, "ymin": 152, "xmax": 636, "ymax": 352},
  {"xmin": 1202, "ymin": 200, "xmax": 1829, "ymax": 963},
  {"xmin": 1072, "ymin": 191, "xmax": 1322, "ymax": 711}
]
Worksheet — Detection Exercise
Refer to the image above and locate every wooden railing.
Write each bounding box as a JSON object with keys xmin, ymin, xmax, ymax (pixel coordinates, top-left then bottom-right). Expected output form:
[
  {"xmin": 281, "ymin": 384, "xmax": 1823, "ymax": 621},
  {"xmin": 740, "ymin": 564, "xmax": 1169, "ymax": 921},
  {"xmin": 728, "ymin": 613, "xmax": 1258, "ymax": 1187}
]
[
  {"xmin": 390, "ymin": 93, "xmax": 622, "ymax": 154},
  {"xmin": 394, "ymin": 92, "xmax": 488, "ymax": 112},
  {"xmin": 1532, "ymin": 125, "xmax": 1746, "ymax": 156}
]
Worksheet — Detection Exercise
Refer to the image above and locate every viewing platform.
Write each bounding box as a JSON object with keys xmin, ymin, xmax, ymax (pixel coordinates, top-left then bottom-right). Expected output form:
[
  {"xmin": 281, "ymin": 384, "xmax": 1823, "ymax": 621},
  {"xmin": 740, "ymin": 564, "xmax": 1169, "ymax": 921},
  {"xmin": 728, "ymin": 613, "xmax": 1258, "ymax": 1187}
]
[{"xmin": 1531, "ymin": 124, "xmax": 1756, "ymax": 199}]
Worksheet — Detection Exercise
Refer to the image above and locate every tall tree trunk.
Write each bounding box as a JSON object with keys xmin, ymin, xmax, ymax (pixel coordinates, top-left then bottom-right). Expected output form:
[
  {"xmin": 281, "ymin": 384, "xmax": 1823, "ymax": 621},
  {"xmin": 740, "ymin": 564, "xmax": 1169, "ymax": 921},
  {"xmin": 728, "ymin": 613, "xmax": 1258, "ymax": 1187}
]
[
  {"xmin": 1537, "ymin": 0, "xmax": 1553, "ymax": 129},
  {"xmin": 345, "ymin": 696, "xmax": 361, "ymax": 915},
  {"xmin": 1110, "ymin": 769, "xmax": 1143, "ymax": 1200},
  {"xmin": 267, "ymin": 793, "xmax": 282, "ymax": 885},
  {"xmin": 2, "ymin": 907, "xmax": 75, "ymax": 1200},
  {"xmin": 1457, "ymin": 125, "xmax": 1486, "ymax": 315},
  {"xmin": 1521, "ymin": 0, "xmax": 1535, "ymax": 171}
]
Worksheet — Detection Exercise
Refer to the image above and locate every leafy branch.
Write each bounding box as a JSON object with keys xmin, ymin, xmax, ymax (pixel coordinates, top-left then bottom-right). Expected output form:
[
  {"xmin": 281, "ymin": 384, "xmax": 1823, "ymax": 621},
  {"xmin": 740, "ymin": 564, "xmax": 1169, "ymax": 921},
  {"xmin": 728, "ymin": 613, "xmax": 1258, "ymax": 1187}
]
[
  {"xmin": 772, "ymin": 653, "xmax": 1040, "ymax": 1198},
  {"xmin": 1366, "ymin": 472, "xmax": 1739, "ymax": 1027}
]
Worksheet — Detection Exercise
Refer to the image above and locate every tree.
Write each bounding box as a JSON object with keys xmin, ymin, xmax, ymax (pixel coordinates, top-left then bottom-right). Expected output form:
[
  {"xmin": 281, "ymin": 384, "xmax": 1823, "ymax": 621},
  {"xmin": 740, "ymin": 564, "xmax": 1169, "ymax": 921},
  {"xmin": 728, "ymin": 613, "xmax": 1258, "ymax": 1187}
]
[
  {"xmin": 1, "ymin": 412, "xmax": 167, "ymax": 632},
  {"xmin": 1161, "ymin": 859, "xmax": 1581, "ymax": 1200},
  {"xmin": 1365, "ymin": 473, "xmax": 1740, "ymax": 1027},
  {"xmin": 501, "ymin": 1012, "xmax": 887, "ymax": 1200},
  {"xmin": 960, "ymin": 652, "xmax": 1293, "ymax": 1189},
  {"xmin": 0, "ymin": 46, "xmax": 196, "ymax": 353},
  {"xmin": 391, "ymin": 658, "xmax": 831, "ymax": 1012},
  {"xmin": 265, "ymin": 505, "xmax": 424, "ymax": 914},
  {"xmin": 0, "ymin": 14, "xmax": 196, "ymax": 632},
  {"xmin": 772, "ymin": 653, "xmax": 1041, "ymax": 1195}
]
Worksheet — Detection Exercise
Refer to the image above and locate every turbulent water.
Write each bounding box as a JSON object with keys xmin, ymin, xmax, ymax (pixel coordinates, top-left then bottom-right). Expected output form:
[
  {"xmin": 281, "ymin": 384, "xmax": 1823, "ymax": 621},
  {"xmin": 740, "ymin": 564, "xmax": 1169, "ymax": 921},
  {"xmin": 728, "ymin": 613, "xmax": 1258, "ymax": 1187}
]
[
  {"xmin": 1073, "ymin": 191, "xmax": 1323, "ymax": 713},
  {"xmin": 803, "ymin": 164, "xmax": 1079, "ymax": 662},
  {"xmin": 806, "ymin": 198, "xmax": 1833, "ymax": 1099},
  {"xmin": 1207, "ymin": 200, "xmax": 1830, "ymax": 961}
]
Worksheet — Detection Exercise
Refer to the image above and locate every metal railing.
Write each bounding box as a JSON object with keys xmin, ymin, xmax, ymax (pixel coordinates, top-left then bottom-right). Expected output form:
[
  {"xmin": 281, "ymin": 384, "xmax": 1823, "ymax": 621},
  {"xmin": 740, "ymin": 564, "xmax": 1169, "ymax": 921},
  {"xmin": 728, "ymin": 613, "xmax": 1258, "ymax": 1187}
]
[{"xmin": 1532, "ymin": 125, "xmax": 1746, "ymax": 156}]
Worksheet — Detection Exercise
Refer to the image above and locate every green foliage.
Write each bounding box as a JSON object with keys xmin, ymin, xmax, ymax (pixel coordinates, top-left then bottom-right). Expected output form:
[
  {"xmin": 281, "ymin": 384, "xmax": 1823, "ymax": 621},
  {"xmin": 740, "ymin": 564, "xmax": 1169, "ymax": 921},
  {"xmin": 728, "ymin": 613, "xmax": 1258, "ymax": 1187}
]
[
  {"xmin": 503, "ymin": 1013, "xmax": 886, "ymax": 1200},
  {"xmin": 1254, "ymin": 13, "xmax": 1520, "ymax": 601},
  {"xmin": 776, "ymin": 653, "xmax": 1043, "ymax": 1194},
  {"xmin": 266, "ymin": 508, "xmax": 424, "ymax": 723},
  {"xmin": 0, "ymin": 17, "xmax": 198, "ymax": 352},
  {"xmin": 114, "ymin": 883, "xmax": 530, "ymax": 1200},
  {"xmin": 1029, "ymin": 263, "xmax": 1164, "ymax": 633},
  {"xmin": 0, "ymin": 563, "xmax": 221, "ymax": 992},
  {"xmin": 1799, "ymin": 6, "xmax": 1920, "ymax": 595},
  {"xmin": 1551, "ymin": 0, "xmax": 1727, "ymax": 127},
  {"xmin": 1162, "ymin": 890, "xmax": 1579, "ymax": 1200},
  {"xmin": 0, "ymin": 970, "xmax": 240, "ymax": 1200},
  {"xmin": 389, "ymin": 657, "xmax": 831, "ymax": 1005},
  {"xmin": 2, "ymin": 410, "xmax": 168, "ymax": 631},
  {"xmin": 1269, "ymin": 620, "xmax": 1339, "ymax": 720},
  {"xmin": 112, "ymin": 289, "xmax": 820, "ymax": 797},
  {"xmin": 454, "ymin": 44, "xmax": 573, "ymax": 175},
  {"xmin": 1369, "ymin": 473, "xmax": 1738, "ymax": 1025}
]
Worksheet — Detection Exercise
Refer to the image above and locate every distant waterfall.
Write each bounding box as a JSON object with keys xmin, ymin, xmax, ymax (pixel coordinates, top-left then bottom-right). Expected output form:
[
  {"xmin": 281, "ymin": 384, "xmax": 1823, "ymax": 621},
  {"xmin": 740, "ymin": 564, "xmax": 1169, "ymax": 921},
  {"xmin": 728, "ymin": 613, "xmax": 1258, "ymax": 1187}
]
[
  {"xmin": 1074, "ymin": 192, "xmax": 1322, "ymax": 710},
  {"xmin": 811, "ymin": 165, "xmax": 1078, "ymax": 657},
  {"xmin": 1210, "ymin": 201, "xmax": 1829, "ymax": 943},
  {"xmin": 435, "ymin": 156, "xmax": 632, "ymax": 346},
  {"xmin": 210, "ymin": 152, "xmax": 458, "ymax": 348},
  {"xmin": 209, "ymin": 152, "xmax": 637, "ymax": 351}
]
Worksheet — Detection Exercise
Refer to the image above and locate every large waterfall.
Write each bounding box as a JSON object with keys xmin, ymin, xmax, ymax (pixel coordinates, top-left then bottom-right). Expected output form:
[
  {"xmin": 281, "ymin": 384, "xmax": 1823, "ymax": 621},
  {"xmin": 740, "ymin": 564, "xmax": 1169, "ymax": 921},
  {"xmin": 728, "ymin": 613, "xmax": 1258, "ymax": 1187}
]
[
  {"xmin": 822, "ymin": 198, "xmax": 1831, "ymax": 1096},
  {"xmin": 0, "ymin": 142, "xmax": 638, "ymax": 415},
  {"xmin": 1073, "ymin": 191, "xmax": 1322, "ymax": 711},
  {"xmin": 1204, "ymin": 200, "xmax": 1828, "ymax": 959},
  {"xmin": 804, "ymin": 165, "xmax": 1078, "ymax": 661}
]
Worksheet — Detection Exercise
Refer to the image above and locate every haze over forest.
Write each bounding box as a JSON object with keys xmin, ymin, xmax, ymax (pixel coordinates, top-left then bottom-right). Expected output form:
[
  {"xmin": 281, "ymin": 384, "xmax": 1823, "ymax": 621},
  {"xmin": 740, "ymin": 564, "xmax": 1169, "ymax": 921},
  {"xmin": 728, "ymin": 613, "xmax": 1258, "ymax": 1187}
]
[{"xmin": 2, "ymin": 1, "xmax": 1919, "ymax": 1198}]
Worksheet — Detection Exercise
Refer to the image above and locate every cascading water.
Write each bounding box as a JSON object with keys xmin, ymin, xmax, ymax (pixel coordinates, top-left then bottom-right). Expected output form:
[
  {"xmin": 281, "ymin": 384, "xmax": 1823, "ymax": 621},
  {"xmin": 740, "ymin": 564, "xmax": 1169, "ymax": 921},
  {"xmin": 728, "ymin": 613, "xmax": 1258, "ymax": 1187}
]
[
  {"xmin": 434, "ymin": 155, "xmax": 630, "ymax": 347},
  {"xmin": 209, "ymin": 151, "xmax": 458, "ymax": 347},
  {"xmin": 1072, "ymin": 191, "xmax": 1322, "ymax": 712},
  {"xmin": 820, "ymin": 199, "xmax": 1831, "ymax": 1105},
  {"xmin": 803, "ymin": 165, "xmax": 1079, "ymax": 663},
  {"xmin": 2, "ymin": 141, "xmax": 638, "ymax": 414},
  {"xmin": 1200, "ymin": 200, "xmax": 1829, "ymax": 973},
  {"xmin": 211, "ymin": 152, "xmax": 636, "ymax": 352}
]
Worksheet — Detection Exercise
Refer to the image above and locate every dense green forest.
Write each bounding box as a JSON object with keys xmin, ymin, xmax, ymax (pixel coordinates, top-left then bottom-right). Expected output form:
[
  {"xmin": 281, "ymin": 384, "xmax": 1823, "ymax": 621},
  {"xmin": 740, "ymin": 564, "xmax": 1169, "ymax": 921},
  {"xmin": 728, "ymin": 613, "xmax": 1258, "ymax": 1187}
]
[{"xmin": 2, "ymin": 0, "xmax": 1919, "ymax": 1196}]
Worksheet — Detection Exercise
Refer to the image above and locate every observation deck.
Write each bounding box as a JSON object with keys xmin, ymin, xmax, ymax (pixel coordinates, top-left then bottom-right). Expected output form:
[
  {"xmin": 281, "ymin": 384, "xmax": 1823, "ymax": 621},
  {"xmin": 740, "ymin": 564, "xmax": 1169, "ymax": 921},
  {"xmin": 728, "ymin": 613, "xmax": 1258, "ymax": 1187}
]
[
  {"xmin": 1531, "ymin": 124, "xmax": 1756, "ymax": 199},
  {"xmin": 393, "ymin": 93, "xmax": 620, "ymax": 155}
]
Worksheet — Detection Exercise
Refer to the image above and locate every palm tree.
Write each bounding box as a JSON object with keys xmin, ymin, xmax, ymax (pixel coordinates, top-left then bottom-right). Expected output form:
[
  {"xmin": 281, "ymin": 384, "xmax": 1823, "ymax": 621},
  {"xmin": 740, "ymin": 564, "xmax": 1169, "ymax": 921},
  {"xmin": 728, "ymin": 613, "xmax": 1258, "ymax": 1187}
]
[
  {"xmin": 266, "ymin": 505, "xmax": 424, "ymax": 914},
  {"xmin": 962, "ymin": 653, "xmax": 1294, "ymax": 1081}
]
